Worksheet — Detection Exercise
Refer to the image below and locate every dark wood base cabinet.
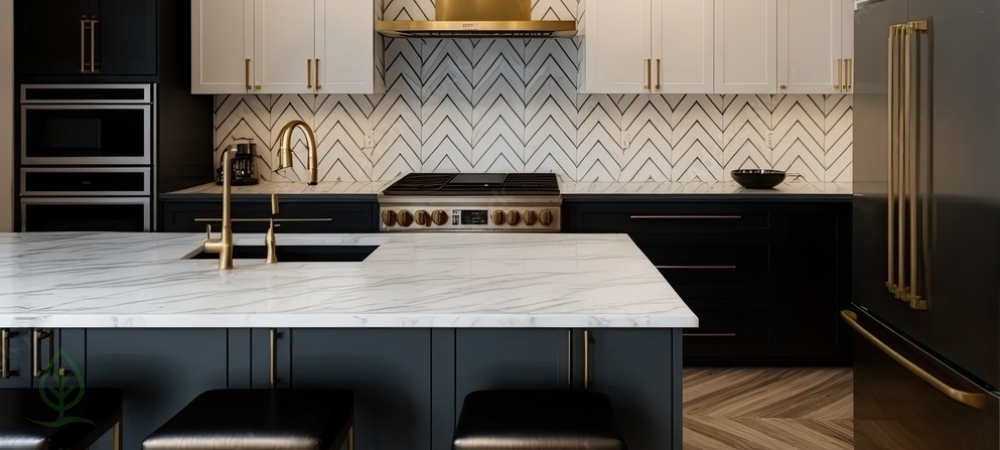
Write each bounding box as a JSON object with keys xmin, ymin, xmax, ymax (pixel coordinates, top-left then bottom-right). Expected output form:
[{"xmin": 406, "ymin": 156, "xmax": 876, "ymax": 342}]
[
  {"xmin": 159, "ymin": 197, "xmax": 379, "ymax": 233},
  {"xmin": 563, "ymin": 199, "xmax": 852, "ymax": 366}
]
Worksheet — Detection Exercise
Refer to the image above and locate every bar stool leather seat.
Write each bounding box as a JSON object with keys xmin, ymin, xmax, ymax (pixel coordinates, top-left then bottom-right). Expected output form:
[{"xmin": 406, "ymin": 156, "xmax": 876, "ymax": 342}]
[
  {"xmin": 0, "ymin": 388, "xmax": 123, "ymax": 450},
  {"xmin": 453, "ymin": 390, "xmax": 627, "ymax": 450},
  {"xmin": 142, "ymin": 389, "xmax": 353, "ymax": 450}
]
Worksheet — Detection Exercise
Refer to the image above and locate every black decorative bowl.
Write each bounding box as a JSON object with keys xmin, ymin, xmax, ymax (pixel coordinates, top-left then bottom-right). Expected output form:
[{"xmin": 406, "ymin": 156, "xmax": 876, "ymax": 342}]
[{"xmin": 731, "ymin": 169, "xmax": 787, "ymax": 189}]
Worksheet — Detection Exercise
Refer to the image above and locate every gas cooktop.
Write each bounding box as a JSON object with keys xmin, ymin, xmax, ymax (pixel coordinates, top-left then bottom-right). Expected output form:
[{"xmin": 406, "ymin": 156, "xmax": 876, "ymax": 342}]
[{"xmin": 381, "ymin": 173, "xmax": 560, "ymax": 196}]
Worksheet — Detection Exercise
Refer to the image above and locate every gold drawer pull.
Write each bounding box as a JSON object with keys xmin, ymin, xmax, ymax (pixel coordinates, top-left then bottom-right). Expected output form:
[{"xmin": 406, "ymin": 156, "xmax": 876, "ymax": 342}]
[
  {"xmin": 630, "ymin": 215, "xmax": 742, "ymax": 220},
  {"xmin": 656, "ymin": 265, "xmax": 737, "ymax": 270},
  {"xmin": 841, "ymin": 310, "xmax": 985, "ymax": 409},
  {"xmin": 683, "ymin": 333, "xmax": 738, "ymax": 338},
  {"xmin": 32, "ymin": 330, "xmax": 52, "ymax": 378},
  {"xmin": 269, "ymin": 329, "xmax": 281, "ymax": 388},
  {"xmin": 194, "ymin": 218, "xmax": 333, "ymax": 223},
  {"xmin": 1, "ymin": 329, "xmax": 14, "ymax": 379},
  {"xmin": 583, "ymin": 330, "xmax": 593, "ymax": 390}
]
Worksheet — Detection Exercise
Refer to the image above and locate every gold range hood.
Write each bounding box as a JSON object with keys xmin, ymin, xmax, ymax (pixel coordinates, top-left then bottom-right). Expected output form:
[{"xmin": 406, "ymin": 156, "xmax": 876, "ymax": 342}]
[{"xmin": 377, "ymin": 0, "xmax": 577, "ymax": 38}]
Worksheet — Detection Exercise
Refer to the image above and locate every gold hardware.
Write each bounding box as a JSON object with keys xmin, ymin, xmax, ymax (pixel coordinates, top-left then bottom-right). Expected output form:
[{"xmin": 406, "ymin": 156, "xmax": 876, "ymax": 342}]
[
  {"xmin": 276, "ymin": 120, "xmax": 320, "ymax": 185},
  {"xmin": 583, "ymin": 330, "xmax": 593, "ymax": 390},
  {"xmin": 631, "ymin": 215, "xmax": 742, "ymax": 220},
  {"xmin": 348, "ymin": 426, "xmax": 355, "ymax": 450},
  {"xmin": 32, "ymin": 330, "xmax": 52, "ymax": 378},
  {"xmin": 656, "ymin": 265, "xmax": 737, "ymax": 270},
  {"xmin": 538, "ymin": 209, "xmax": 554, "ymax": 226},
  {"xmin": 836, "ymin": 59, "xmax": 842, "ymax": 90},
  {"xmin": 491, "ymin": 210, "xmax": 507, "ymax": 225},
  {"xmin": 507, "ymin": 210, "xmax": 521, "ymax": 226},
  {"xmin": 204, "ymin": 147, "xmax": 236, "ymax": 270},
  {"xmin": 89, "ymin": 17, "xmax": 98, "ymax": 73},
  {"xmin": 683, "ymin": 333, "xmax": 738, "ymax": 338},
  {"xmin": 113, "ymin": 422, "xmax": 123, "ymax": 450},
  {"xmin": 316, "ymin": 59, "xmax": 322, "ymax": 90},
  {"xmin": 377, "ymin": 0, "xmax": 574, "ymax": 37},
  {"xmin": 307, "ymin": 59, "xmax": 313, "ymax": 89},
  {"xmin": 269, "ymin": 329, "xmax": 281, "ymax": 388},
  {"xmin": 907, "ymin": 22, "xmax": 928, "ymax": 310},
  {"xmin": 656, "ymin": 59, "xmax": 662, "ymax": 90},
  {"xmin": 397, "ymin": 210, "xmax": 414, "ymax": 227},
  {"xmin": 523, "ymin": 210, "xmax": 537, "ymax": 226},
  {"xmin": 382, "ymin": 210, "xmax": 398, "ymax": 227},
  {"xmin": 265, "ymin": 219, "xmax": 278, "ymax": 264},
  {"xmin": 779, "ymin": 84, "xmax": 787, "ymax": 90},
  {"xmin": 841, "ymin": 310, "xmax": 985, "ymax": 409},
  {"xmin": 431, "ymin": 210, "xmax": 449, "ymax": 226},
  {"xmin": 271, "ymin": 193, "xmax": 280, "ymax": 215},
  {"xmin": 80, "ymin": 17, "xmax": 88, "ymax": 73},
  {"xmin": 1, "ymin": 329, "xmax": 12, "ymax": 379},
  {"xmin": 895, "ymin": 25, "xmax": 906, "ymax": 300},
  {"xmin": 245, "ymin": 59, "xmax": 252, "ymax": 92},
  {"xmin": 194, "ymin": 218, "xmax": 332, "ymax": 223},
  {"xmin": 847, "ymin": 59, "xmax": 853, "ymax": 91},
  {"xmin": 644, "ymin": 59, "xmax": 651, "ymax": 90},
  {"xmin": 255, "ymin": 85, "xmax": 262, "ymax": 91},
  {"xmin": 567, "ymin": 329, "xmax": 572, "ymax": 387},
  {"xmin": 885, "ymin": 26, "xmax": 897, "ymax": 295},
  {"xmin": 415, "ymin": 210, "xmax": 431, "ymax": 227}
]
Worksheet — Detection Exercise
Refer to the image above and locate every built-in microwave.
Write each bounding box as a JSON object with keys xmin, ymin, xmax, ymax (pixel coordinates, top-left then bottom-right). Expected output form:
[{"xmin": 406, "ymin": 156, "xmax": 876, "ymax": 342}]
[{"xmin": 20, "ymin": 84, "xmax": 153, "ymax": 166}]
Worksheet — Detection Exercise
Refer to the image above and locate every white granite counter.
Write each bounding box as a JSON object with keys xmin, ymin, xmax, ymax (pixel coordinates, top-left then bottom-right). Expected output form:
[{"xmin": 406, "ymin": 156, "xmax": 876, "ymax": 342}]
[
  {"xmin": 561, "ymin": 181, "xmax": 852, "ymax": 196},
  {"xmin": 0, "ymin": 232, "xmax": 696, "ymax": 329}
]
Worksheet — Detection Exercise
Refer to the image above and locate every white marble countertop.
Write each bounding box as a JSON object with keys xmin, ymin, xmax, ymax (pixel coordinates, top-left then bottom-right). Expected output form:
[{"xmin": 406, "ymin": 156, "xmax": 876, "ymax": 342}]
[
  {"xmin": 561, "ymin": 181, "xmax": 852, "ymax": 195},
  {"xmin": 0, "ymin": 232, "xmax": 696, "ymax": 329}
]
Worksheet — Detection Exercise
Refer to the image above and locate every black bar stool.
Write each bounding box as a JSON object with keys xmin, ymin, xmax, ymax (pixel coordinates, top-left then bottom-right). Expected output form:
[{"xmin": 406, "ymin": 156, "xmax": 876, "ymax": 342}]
[
  {"xmin": 142, "ymin": 389, "xmax": 354, "ymax": 450},
  {"xmin": 453, "ymin": 390, "xmax": 628, "ymax": 450},
  {"xmin": 0, "ymin": 388, "xmax": 123, "ymax": 450}
]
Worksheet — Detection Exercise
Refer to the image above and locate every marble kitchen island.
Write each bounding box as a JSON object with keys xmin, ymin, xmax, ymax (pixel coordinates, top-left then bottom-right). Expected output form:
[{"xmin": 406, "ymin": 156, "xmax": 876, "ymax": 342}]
[{"xmin": 0, "ymin": 232, "xmax": 697, "ymax": 449}]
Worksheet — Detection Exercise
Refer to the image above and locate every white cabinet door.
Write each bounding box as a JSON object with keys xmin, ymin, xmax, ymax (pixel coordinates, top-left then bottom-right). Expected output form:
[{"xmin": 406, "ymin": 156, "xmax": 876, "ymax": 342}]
[
  {"xmin": 316, "ymin": 0, "xmax": 379, "ymax": 94},
  {"xmin": 254, "ymin": 0, "xmax": 315, "ymax": 94},
  {"xmin": 582, "ymin": 0, "xmax": 652, "ymax": 93},
  {"xmin": 842, "ymin": 0, "xmax": 854, "ymax": 93},
  {"xmin": 653, "ymin": 0, "xmax": 714, "ymax": 93},
  {"xmin": 191, "ymin": 0, "xmax": 254, "ymax": 94},
  {"xmin": 777, "ymin": 0, "xmax": 843, "ymax": 94},
  {"xmin": 714, "ymin": 0, "xmax": 777, "ymax": 94}
]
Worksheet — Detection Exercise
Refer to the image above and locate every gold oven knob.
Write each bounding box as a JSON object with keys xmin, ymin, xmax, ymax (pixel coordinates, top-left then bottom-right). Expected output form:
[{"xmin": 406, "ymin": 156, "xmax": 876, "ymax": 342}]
[
  {"xmin": 523, "ymin": 210, "xmax": 537, "ymax": 226},
  {"xmin": 398, "ymin": 210, "xmax": 414, "ymax": 227},
  {"xmin": 415, "ymin": 210, "xmax": 430, "ymax": 227},
  {"xmin": 491, "ymin": 210, "xmax": 507, "ymax": 225},
  {"xmin": 539, "ymin": 209, "xmax": 554, "ymax": 226},
  {"xmin": 381, "ymin": 210, "xmax": 397, "ymax": 227},
  {"xmin": 507, "ymin": 210, "xmax": 521, "ymax": 226},
  {"xmin": 432, "ymin": 210, "xmax": 449, "ymax": 226}
]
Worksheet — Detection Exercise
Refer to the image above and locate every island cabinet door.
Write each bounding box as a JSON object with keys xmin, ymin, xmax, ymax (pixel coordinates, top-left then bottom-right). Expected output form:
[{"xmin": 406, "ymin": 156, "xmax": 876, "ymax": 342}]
[
  {"xmin": 83, "ymin": 329, "xmax": 230, "ymax": 450},
  {"xmin": 290, "ymin": 329, "xmax": 433, "ymax": 450},
  {"xmin": 0, "ymin": 328, "xmax": 32, "ymax": 388},
  {"xmin": 582, "ymin": 329, "xmax": 681, "ymax": 450}
]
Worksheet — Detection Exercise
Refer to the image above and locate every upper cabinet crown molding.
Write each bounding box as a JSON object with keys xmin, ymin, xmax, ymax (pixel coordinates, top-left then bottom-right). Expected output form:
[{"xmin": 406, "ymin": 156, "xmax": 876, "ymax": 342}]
[{"xmin": 191, "ymin": 0, "xmax": 383, "ymax": 95}]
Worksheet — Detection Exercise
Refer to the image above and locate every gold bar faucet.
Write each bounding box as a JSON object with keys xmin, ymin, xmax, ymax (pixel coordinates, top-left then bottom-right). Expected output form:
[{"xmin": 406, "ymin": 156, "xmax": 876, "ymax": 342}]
[
  {"xmin": 275, "ymin": 120, "xmax": 319, "ymax": 185},
  {"xmin": 204, "ymin": 146, "xmax": 236, "ymax": 270}
]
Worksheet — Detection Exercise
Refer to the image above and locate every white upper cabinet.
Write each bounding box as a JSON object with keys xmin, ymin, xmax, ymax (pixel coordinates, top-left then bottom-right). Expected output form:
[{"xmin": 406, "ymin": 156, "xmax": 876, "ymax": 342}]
[
  {"xmin": 316, "ymin": 0, "xmax": 380, "ymax": 94},
  {"xmin": 192, "ymin": 0, "xmax": 382, "ymax": 95},
  {"xmin": 841, "ymin": 0, "xmax": 854, "ymax": 93},
  {"xmin": 653, "ymin": 0, "xmax": 714, "ymax": 93},
  {"xmin": 581, "ymin": 0, "xmax": 651, "ymax": 93},
  {"xmin": 191, "ymin": 0, "xmax": 254, "ymax": 94},
  {"xmin": 777, "ymin": 0, "xmax": 843, "ymax": 94},
  {"xmin": 714, "ymin": 0, "xmax": 777, "ymax": 94},
  {"xmin": 255, "ymin": 0, "xmax": 315, "ymax": 94}
]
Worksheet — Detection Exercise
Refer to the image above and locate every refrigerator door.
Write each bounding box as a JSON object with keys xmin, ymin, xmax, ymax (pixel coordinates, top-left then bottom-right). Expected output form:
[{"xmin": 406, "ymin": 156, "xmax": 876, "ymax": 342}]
[{"xmin": 849, "ymin": 306, "xmax": 999, "ymax": 450}]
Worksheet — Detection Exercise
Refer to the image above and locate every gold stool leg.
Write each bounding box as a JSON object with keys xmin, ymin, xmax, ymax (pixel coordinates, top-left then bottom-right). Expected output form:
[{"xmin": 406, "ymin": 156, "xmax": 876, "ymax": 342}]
[
  {"xmin": 113, "ymin": 421, "xmax": 123, "ymax": 450},
  {"xmin": 348, "ymin": 425, "xmax": 355, "ymax": 450}
]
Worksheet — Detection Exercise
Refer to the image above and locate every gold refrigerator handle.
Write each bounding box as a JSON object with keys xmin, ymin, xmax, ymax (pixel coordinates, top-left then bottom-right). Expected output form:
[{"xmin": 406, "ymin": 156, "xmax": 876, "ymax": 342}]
[
  {"xmin": 895, "ymin": 26, "xmax": 907, "ymax": 301},
  {"xmin": 1, "ymin": 329, "xmax": 11, "ymax": 379},
  {"xmin": 269, "ymin": 329, "xmax": 281, "ymax": 388},
  {"xmin": 583, "ymin": 330, "xmax": 593, "ymax": 390},
  {"xmin": 841, "ymin": 311, "xmax": 986, "ymax": 409},
  {"xmin": 32, "ymin": 330, "xmax": 52, "ymax": 378},
  {"xmin": 644, "ymin": 59, "xmax": 651, "ymax": 90},
  {"xmin": 908, "ymin": 21, "xmax": 929, "ymax": 310},
  {"xmin": 886, "ymin": 27, "xmax": 896, "ymax": 295},
  {"xmin": 89, "ymin": 17, "xmax": 98, "ymax": 73}
]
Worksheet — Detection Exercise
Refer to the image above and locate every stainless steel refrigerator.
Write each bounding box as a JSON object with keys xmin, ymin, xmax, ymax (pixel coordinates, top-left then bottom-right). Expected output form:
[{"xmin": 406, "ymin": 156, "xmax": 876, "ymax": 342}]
[{"xmin": 851, "ymin": 0, "xmax": 1000, "ymax": 448}]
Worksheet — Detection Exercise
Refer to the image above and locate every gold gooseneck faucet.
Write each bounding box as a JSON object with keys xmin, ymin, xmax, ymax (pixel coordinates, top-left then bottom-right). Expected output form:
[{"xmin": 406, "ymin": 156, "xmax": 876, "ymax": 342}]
[
  {"xmin": 275, "ymin": 120, "xmax": 319, "ymax": 185},
  {"xmin": 204, "ymin": 147, "xmax": 236, "ymax": 270}
]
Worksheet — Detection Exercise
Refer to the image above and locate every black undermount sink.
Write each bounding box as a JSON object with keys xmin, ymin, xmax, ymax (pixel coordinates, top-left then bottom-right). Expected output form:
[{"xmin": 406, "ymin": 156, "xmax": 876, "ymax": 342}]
[{"xmin": 188, "ymin": 245, "xmax": 378, "ymax": 262}]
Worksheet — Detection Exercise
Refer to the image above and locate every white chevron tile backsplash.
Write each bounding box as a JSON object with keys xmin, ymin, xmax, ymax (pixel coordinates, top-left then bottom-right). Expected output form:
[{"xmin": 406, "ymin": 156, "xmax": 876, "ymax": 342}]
[{"xmin": 214, "ymin": 0, "xmax": 852, "ymax": 183}]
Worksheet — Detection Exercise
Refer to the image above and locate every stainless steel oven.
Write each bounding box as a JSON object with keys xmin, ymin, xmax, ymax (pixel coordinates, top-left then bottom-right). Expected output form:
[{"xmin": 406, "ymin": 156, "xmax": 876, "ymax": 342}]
[
  {"xmin": 21, "ymin": 198, "xmax": 151, "ymax": 232},
  {"xmin": 21, "ymin": 167, "xmax": 151, "ymax": 197},
  {"xmin": 20, "ymin": 84, "xmax": 153, "ymax": 166}
]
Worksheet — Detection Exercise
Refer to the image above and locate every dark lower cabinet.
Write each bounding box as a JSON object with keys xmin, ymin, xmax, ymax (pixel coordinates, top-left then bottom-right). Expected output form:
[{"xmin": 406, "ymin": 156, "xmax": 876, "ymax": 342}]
[
  {"xmin": 160, "ymin": 198, "xmax": 379, "ymax": 233},
  {"xmin": 83, "ymin": 329, "xmax": 229, "ymax": 450},
  {"xmin": 290, "ymin": 329, "xmax": 433, "ymax": 450}
]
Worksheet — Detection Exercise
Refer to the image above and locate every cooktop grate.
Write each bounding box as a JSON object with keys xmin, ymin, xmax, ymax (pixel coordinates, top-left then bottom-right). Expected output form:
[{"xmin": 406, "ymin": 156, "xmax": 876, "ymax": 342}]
[{"xmin": 382, "ymin": 173, "xmax": 560, "ymax": 196}]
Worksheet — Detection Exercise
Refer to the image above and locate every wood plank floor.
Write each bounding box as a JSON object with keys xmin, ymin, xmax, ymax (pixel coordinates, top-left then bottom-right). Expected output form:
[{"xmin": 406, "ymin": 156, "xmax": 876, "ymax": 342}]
[{"xmin": 684, "ymin": 368, "xmax": 854, "ymax": 450}]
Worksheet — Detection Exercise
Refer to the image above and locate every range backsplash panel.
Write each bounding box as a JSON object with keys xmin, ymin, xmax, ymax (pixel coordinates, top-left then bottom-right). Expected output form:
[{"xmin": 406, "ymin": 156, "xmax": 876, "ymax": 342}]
[{"xmin": 213, "ymin": 0, "xmax": 852, "ymax": 183}]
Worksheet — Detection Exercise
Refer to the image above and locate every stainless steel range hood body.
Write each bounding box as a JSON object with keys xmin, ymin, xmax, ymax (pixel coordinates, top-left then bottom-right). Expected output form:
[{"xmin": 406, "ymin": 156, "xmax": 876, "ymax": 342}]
[{"xmin": 377, "ymin": 0, "xmax": 577, "ymax": 38}]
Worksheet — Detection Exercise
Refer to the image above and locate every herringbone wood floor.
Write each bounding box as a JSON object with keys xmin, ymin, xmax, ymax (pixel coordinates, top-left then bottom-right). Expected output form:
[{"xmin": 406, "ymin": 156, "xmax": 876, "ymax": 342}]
[{"xmin": 684, "ymin": 368, "xmax": 854, "ymax": 450}]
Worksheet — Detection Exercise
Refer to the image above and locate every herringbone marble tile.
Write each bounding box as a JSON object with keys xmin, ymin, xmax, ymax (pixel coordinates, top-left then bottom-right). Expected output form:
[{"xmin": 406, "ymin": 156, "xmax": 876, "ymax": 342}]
[{"xmin": 684, "ymin": 368, "xmax": 853, "ymax": 450}]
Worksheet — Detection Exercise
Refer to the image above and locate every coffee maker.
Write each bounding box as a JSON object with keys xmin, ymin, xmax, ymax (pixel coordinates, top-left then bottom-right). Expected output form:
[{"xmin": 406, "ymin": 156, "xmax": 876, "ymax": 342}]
[{"xmin": 216, "ymin": 138, "xmax": 260, "ymax": 186}]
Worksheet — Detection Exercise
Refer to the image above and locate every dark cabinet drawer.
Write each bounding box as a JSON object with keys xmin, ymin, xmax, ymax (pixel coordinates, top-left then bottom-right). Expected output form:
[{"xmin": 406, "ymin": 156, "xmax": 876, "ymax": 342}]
[
  {"xmin": 641, "ymin": 244, "xmax": 770, "ymax": 288},
  {"xmin": 573, "ymin": 205, "xmax": 770, "ymax": 234},
  {"xmin": 160, "ymin": 199, "xmax": 378, "ymax": 233},
  {"xmin": 684, "ymin": 310, "xmax": 770, "ymax": 346}
]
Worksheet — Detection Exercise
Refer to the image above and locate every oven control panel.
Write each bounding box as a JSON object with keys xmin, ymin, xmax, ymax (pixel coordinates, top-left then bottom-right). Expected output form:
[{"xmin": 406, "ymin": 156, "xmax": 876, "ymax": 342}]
[{"xmin": 380, "ymin": 207, "xmax": 560, "ymax": 232}]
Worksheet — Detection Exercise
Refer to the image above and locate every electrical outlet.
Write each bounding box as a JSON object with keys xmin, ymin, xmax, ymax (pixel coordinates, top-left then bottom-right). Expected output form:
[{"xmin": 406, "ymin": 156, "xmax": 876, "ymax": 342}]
[
  {"xmin": 767, "ymin": 132, "xmax": 774, "ymax": 149},
  {"xmin": 365, "ymin": 132, "xmax": 374, "ymax": 149},
  {"xmin": 621, "ymin": 131, "xmax": 630, "ymax": 150}
]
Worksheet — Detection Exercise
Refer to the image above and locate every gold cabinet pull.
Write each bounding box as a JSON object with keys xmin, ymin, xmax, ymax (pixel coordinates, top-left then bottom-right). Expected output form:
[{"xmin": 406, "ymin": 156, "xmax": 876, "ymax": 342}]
[
  {"xmin": 79, "ymin": 16, "xmax": 88, "ymax": 73},
  {"xmin": 1, "ymin": 329, "xmax": 12, "ymax": 379},
  {"xmin": 847, "ymin": 59, "xmax": 853, "ymax": 91},
  {"xmin": 583, "ymin": 330, "xmax": 593, "ymax": 390},
  {"xmin": 269, "ymin": 329, "xmax": 281, "ymax": 388},
  {"xmin": 644, "ymin": 59, "xmax": 651, "ymax": 90},
  {"xmin": 307, "ymin": 59, "xmax": 313, "ymax": 89},
  {"xmin": 656, "ymin": 58, "xmax": 662, "ymax": 90},
  {"xmin": 89, "ymin": 17, "xmax": 98, "ymax": 73},
  {"xmin": 631, "ymin": 215, "xmax": 742, "ymax": 220},
  {"xmin": 255, "ymin": 85, "xmax": 262, "ymax": 91},
  {"xmin": 566, "ymin": 329, "xmax": 572, "ymax": 387},
  {"xmin": 841, "ymin": 311, "xmax": 985, "ymax": 409},
  {"xmin": 32, "ymin": 330, "xmax": 52, "ymax": 378},
  {"xmin": 245, "ymin": 59, "xmax": 252, "ymax": 92},
  {"xmin": 656, "ymin": 265, "xmax": 737, "ymax": 270},
  {"xmin": 315, "ymin": 59, "xmax": 322, "ymax": 90},
  {"xmin": 836, "ymin": 59, "xmax": 842, "ymax": 90}
]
